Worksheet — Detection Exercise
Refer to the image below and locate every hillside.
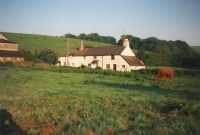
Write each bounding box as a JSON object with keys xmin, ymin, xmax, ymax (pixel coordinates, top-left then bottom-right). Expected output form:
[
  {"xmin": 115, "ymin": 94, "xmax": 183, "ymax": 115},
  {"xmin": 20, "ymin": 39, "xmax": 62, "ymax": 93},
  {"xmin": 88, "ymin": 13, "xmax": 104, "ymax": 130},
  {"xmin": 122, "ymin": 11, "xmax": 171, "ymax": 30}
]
[
  {"xmin": 1, "ymin": 32, "xmax": 112, "ymax": 55},
  {"xmin": 1, "ymin": 32, "xmax": 154, "ymax": 55},
  {"xmin": 191, "ymin": 46, "xmax": 200, "ymax": 54}
]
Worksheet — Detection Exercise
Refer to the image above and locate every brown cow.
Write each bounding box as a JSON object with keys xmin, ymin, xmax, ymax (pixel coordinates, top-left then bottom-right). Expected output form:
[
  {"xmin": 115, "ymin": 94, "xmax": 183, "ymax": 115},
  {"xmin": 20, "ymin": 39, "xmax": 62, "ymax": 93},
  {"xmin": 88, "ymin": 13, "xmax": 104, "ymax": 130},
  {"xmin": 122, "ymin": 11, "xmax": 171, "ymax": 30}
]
[{"xmin": 155, "ymin": 69, "xmax": 174, "ymax": 81}]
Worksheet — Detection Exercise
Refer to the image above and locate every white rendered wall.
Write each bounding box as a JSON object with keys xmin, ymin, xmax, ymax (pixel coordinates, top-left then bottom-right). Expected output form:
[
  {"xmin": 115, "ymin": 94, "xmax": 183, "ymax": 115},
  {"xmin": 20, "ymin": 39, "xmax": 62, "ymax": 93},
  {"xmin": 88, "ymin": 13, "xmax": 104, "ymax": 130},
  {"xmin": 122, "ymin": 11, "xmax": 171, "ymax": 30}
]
[
  {"xmin": 101, "ymin": 55, "xmax": 131, "ymax": 71},
  {"xmin": 58, "ymin": 54, "xmax": 145, "ymax": 71},
  {"xmin": 121, "ymin": 47, "xmax": 135, "ymax": 56},
  {"xmin": 58, "ymin": 55, "xmax": 132, "ymax": 71}
]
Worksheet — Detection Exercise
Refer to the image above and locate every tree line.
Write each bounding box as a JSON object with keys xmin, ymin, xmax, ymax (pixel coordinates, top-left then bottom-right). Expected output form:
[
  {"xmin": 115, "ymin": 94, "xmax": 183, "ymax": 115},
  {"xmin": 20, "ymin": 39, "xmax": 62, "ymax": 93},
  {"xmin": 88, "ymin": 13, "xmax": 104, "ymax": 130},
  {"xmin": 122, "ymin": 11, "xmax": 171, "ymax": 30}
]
[
  {"xmin": 64, "ymin": 33, "xmax": 116, "ymax": 45},
  {"xmin": 118, "ymin": 35, "xmax": 200, "ymax": 68}
]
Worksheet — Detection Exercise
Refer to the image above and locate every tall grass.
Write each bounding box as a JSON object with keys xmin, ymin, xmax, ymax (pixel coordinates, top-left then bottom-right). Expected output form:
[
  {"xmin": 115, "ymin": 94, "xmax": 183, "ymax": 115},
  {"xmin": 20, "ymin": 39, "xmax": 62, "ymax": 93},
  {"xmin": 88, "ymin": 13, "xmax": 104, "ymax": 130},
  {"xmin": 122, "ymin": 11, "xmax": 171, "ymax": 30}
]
[{"xmin": 0, "ymin": 66, "xmax": 200, "ymax": 134}]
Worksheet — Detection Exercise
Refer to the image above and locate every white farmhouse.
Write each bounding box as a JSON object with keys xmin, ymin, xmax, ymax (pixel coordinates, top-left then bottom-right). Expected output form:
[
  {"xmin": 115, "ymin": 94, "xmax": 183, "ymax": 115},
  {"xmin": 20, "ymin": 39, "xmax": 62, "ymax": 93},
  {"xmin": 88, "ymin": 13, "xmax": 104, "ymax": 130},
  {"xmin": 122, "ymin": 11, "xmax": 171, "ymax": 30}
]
[{"xmin": 58, "ymin": 39, "xmax": 145, "ymax": 71}]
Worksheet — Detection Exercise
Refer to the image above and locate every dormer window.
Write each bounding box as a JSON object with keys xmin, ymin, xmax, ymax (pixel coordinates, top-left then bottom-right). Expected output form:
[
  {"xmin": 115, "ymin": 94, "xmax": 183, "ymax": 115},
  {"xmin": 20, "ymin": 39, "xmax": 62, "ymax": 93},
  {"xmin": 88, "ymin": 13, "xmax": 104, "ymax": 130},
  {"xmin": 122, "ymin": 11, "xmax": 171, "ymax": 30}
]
[{"xmin": 111, "ymin": 55, "xmax": 115, "ymax": 60}]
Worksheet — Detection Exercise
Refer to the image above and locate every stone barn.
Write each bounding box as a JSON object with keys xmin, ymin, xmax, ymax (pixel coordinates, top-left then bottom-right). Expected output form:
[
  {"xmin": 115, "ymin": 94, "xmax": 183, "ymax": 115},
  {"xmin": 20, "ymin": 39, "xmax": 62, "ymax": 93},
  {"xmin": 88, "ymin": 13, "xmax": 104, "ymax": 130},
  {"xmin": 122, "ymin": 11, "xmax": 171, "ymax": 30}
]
[{"xmin": 0, "ymin": 34, "xmax": 24, "ymax": 63}]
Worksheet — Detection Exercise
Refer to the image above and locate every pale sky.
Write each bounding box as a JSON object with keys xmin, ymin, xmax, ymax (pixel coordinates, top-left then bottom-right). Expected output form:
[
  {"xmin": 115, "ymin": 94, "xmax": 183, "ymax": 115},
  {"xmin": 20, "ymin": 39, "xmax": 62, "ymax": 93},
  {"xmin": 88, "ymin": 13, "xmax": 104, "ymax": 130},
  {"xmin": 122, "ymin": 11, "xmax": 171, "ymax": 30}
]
[{"xmin": 0, "ymin": 0, "xmax": 200, "ymax": 46}]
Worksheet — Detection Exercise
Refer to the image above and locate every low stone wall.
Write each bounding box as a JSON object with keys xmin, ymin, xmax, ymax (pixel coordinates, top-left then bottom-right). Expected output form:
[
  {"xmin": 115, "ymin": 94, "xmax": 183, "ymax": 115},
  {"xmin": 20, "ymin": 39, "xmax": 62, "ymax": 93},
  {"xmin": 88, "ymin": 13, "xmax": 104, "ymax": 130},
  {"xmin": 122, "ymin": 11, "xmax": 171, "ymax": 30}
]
[{"xmin": 0, "ymin": 57, "xmax": 24, "ymax": 63}]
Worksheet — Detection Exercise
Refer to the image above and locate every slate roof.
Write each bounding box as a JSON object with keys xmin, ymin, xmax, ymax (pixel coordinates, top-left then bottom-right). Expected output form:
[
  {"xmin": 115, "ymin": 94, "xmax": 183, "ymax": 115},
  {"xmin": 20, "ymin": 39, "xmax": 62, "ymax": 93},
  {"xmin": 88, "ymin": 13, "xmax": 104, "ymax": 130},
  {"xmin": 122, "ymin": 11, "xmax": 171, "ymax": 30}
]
[
  {"xmin": 121, "ymin": 55, "xmax": 144, "ymax": 66},
  {"xmin": 0, "ymin": 50, "xmax": 23, "ymax": 57},
  {"xmin": 61, "ymin": 46, "xmax": 125, "ymax": 56}
]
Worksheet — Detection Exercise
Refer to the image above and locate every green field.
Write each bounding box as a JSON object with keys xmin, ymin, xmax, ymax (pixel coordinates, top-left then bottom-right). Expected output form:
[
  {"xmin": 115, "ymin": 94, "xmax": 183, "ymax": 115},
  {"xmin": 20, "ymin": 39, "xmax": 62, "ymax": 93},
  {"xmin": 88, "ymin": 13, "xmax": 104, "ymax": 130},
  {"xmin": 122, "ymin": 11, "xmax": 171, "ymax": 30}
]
[
  {"xmin": 0, "ymin": 66, "xmax": 200, "ymax": 135},
  {"xmin": 1, "ymin": 32, "xmax": 111, "ymax": 54},
  {"xmin": 191, "ymin": 46, "xmax": 200, "ymax": 54}
]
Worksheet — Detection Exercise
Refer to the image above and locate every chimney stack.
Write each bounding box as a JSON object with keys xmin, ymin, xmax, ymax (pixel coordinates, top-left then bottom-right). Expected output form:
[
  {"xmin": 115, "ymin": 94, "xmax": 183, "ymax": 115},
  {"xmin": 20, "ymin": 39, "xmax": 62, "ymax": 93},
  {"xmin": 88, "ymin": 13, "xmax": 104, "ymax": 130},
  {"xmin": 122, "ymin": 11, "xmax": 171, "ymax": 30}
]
[
  {"xmin": 123, "ymin": 39, "xmax": 130, "ymax": 48},
  {"xmin": 79, "ymin": 40, "xmax": 84, "ymax": 51}
]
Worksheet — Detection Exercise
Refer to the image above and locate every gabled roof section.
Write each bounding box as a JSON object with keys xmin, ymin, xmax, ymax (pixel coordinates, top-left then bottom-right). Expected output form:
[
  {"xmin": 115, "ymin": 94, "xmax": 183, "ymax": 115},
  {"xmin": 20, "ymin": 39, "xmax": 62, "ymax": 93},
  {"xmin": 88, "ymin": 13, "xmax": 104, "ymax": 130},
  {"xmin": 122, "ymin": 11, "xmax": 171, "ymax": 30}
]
[
  {"xmin": 61, "ymin": 46, "xmax": 125, "ymax": 56},
  {"xmin": 0, "ymin": 34, "xmax": 17, "ymax": 44},
  {"xmin": 61, "ymin": 49, "xmax": 79, "ymax": 57},
  {"xmin": 121, "ymin": 55, "xmax": 144, "ymax": 66},
  {"xmin": 0, "ymin": 39, "xmax": 17, "ymax": 44},
  {"xmin": 0, "ymin": 50, "xmax": 23, "ymax": 57},
  {"xmin": 0, "ymin": 34, "xmax": 7, "ymax": 40}
]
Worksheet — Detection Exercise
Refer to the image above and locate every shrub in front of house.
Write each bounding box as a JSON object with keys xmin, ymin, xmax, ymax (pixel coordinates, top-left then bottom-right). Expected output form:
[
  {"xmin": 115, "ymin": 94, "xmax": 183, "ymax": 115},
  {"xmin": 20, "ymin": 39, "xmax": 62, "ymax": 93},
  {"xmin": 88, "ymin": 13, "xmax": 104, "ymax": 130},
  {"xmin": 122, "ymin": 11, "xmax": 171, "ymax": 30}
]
[{"xmin": 38, "ymin": 48, "xmax": 58, "ymax": 65}]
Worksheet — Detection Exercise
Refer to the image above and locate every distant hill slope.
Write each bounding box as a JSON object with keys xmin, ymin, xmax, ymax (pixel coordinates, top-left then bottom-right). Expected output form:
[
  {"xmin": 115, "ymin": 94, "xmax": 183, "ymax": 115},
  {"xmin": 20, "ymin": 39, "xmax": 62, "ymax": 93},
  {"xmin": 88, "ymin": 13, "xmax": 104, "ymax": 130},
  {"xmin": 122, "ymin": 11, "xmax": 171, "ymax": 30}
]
[
  {"xmin": 191, "ymin": 46, "xmax": 200, "ymax": 54},
  {"xmin": 1, "ymin": 32, "xmax": 112, "ymax": 54}
]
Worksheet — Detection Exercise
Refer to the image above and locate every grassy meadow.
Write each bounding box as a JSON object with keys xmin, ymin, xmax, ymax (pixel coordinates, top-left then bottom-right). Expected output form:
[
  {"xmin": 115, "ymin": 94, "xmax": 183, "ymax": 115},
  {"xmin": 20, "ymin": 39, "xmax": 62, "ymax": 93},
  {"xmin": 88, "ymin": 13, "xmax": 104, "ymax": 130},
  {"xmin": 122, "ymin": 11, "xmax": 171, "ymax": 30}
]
[
  {"xmin": 191, "ymin": 46, "xmax": 200, "ymax": 54},
  {"xmin": 0, "ymin": 65, "xmax": 200, "ymax": 135},
  {"xmin": 2, "ymin": 32, "xmax": 111, "ymax": 54}
]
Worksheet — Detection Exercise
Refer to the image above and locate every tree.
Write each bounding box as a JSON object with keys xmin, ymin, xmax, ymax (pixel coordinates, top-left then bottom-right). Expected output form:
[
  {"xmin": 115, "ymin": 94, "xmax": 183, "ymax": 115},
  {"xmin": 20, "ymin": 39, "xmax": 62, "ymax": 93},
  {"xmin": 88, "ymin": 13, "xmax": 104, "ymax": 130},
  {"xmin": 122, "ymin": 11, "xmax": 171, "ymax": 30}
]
[
  {"xmin": 99, "ymin": 36, "xmax": 116, "ymax": 44},
  {"xmin": 38, "ymin": 48, "xmax": 58, "ymax": 65},
  {"xmin": 64, "ymin": 33, "xmax": 77, "ymax": 38},
  {"xmin": 78, "ymin": 33, "xmax": 87, "ymax": 39},
  {"xmin": 87, "ymin": 33, "xmax": 99, "ymax": 41},
  {"xmin": 78, "ymin": 33, "xmax": 116, "ymax": 44},
  {"xmin": 118, "ymin": 35, "xmax": 141, "ymax": 49},
  {"xmin": 21, "ymin": 50, "xmax": 35, "ymax": 61},
  {"xmin": 136, "ymin": 47, "xmax": 146, "ymax": 62},
  {"xmin": 153, "ymin": 45, "xmax": 171, "ymax": 66},
  {"xmin": 64, "ymin": 32, "xmax": 117, "ymax": 45}
]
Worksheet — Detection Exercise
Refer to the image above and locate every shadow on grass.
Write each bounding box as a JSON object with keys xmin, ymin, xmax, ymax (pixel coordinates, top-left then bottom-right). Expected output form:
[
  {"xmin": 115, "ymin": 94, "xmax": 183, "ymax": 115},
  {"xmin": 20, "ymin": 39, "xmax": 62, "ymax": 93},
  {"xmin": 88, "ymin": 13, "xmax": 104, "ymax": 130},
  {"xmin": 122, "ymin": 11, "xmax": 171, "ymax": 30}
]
[
  {"xmin": 86, "ymin": 80, "xmax": 200, "ymax": 100},
  {"xmin": 0, "ymin": 109, "xmax": 25, "ymax": 135}
]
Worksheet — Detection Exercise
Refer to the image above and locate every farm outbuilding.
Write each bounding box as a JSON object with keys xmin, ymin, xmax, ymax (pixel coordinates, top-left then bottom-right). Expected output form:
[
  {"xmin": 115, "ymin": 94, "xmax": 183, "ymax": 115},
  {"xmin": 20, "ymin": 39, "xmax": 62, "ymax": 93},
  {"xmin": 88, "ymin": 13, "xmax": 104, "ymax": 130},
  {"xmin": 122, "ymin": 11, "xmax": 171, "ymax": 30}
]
[{"xmin": 0, "ymin": 34, "xmax": 24, "ymax": 63}]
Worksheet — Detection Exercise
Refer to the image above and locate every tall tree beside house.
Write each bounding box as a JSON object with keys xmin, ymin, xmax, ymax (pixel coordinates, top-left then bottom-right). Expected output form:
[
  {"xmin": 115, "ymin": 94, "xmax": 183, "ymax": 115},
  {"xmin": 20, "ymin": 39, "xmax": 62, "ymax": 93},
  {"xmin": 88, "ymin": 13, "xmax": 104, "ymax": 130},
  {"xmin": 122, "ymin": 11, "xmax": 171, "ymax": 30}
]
[
  {"xmin": 153, "ymin": 45, "xmax": 171, "ymax": 66},
  {"xmin": 136, "ymin": 47, "xmax": 146, "ymax": 62},
  {"xmin": 38, "ymin": 48, "xmax": 58, "ymax": 65},
  {"xmin": 141, "ymin": 37, "xmax": 161, "ymax": 51}
]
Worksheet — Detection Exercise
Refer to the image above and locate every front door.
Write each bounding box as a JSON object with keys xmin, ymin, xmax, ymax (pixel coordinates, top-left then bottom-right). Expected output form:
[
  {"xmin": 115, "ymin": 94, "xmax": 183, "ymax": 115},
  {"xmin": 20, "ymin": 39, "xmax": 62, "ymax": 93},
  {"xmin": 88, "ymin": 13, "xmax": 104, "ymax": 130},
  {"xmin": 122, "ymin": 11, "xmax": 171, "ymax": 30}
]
[{"xmin": 113, "ymin": 64, "xmax": 116, "ymax": 71}]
